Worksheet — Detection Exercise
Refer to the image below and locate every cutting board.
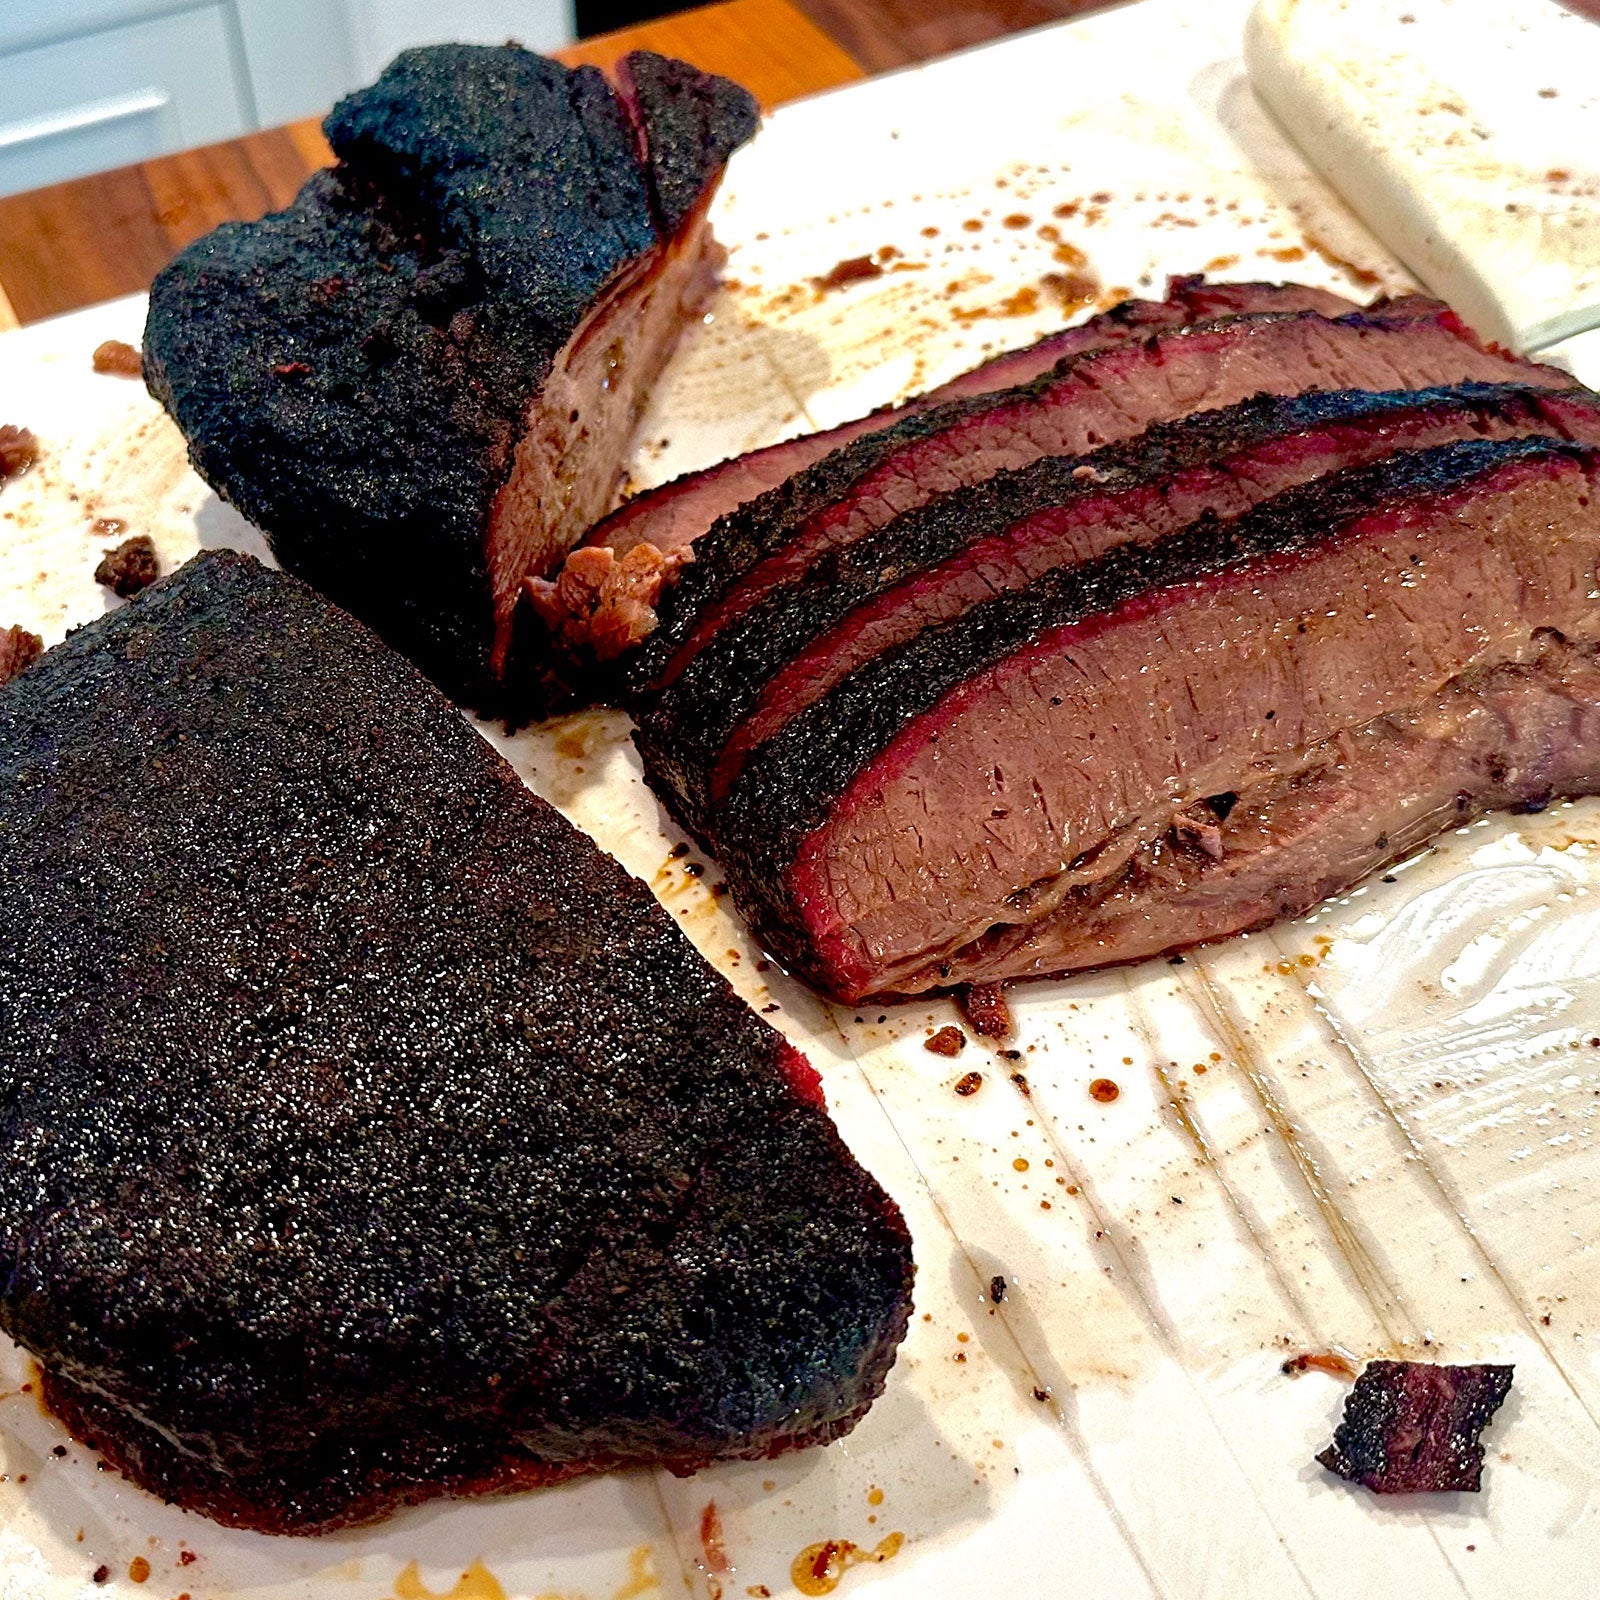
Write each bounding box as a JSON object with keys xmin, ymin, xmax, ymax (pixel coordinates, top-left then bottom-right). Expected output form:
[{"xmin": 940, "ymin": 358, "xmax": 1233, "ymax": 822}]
[{"xmin": 3, "ymin": 1, "xmax": 1599, "ymax": 1596}]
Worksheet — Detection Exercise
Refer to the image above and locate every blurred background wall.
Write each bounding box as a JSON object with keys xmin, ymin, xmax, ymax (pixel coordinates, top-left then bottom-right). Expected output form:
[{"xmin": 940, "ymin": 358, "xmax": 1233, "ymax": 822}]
[{"xmin": 0, "ymin": 0, "xmax": 653, "ymax": 198}]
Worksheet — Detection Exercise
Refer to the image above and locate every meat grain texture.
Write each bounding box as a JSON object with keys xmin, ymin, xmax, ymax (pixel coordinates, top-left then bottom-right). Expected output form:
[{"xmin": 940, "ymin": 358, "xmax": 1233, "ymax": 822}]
[
  {"xmin": 144, "ymin": 45, "xmax": 758, "ymax": 712},
  {"xmin": 0, "ymin": 551, "xmax": 913, "ymax": 1535}
]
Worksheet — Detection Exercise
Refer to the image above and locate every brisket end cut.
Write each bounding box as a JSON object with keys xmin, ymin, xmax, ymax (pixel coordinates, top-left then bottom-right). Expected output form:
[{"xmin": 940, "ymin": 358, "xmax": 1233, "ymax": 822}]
[
  {"xmin": 1318, "ymin": 1361, "xmax": 1514, "ymax": 1494},
  {"xmin": 144, "ymin": 45, "xmax": 757, "ymax": 711},
  {"xmin": 711, "ymin": 438, "xmax": 1600, "ymax": 1000},
  {"xmin": 0, "ymin": 552, "xmax": 912, "ymax": 1535}
]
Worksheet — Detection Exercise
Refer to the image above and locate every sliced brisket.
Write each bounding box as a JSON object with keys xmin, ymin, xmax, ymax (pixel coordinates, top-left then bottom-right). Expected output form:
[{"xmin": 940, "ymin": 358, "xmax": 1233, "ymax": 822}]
[
  {"xmin": 638, "ymin": 384, "xmax": 1600, "ymax": 833},
  {"xmin": 925, "ymin": 637, "xmax": 1600, "ymax": 984},
  {"xmin": 529, "ymin": 277, "xmax": 1360, "ymax": 663},
  {"xmin": 0, "ymin": 551, "xmax": 912, "ymax": 1533},
  {"xmin": 704, "ymin": 439, "xmax": 1600, "ymax": 999},
  {"xmin": 625, "ymin": 297, "xmax": 1567, "ymax": 705},
  {"xmin": 144, "ymin": 46, "xmax": 757, "ymax": 710}
]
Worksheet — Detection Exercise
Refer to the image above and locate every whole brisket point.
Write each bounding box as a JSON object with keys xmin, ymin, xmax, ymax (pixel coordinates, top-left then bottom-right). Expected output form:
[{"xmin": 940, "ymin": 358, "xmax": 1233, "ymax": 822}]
[
  {"xmin": 712, "ymin": 438, "xmax": 1600, "ymax": 1000},
  {"xmin": 0, "ymin": 551, "xmax": 912, "ymax": 1534},
  {"xmin": 527, "ymin": 278, "xmax": 1361, "ymax": 670},
  {"xmin": 144, "ymin": 45, "xmax": 758, "ymax": 712}
]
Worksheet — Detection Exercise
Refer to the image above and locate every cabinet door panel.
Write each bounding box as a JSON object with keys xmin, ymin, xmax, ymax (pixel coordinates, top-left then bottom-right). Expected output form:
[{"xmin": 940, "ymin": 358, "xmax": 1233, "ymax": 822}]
[
  {"xmin": 8, "ymin": 0, "xmax": 185, "ymax": 56},
  {"xmin": 0, "ymin": 7, "xmax": 248, "ymax": 198}
]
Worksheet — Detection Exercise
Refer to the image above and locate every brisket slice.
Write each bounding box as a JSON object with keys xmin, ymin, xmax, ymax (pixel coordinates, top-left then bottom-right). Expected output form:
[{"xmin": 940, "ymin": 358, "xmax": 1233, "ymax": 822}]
[
  {"xmin": 706, "ymin": 439, "xmax": 1600, "ymax": 1000},
  {"xmin": 640, "ymin": 384, "xmax": 1600, "ymax": 831},
  {"xmin": 144, "ymin": 46, "xmax": 757, "ymax": 711},
  {"xmin": 528, "ymin": 277, "xmax": 1358, "ymax": 661},
  {"xmin": 0, "ymin": 551, "xmax": 912, "ymax": 1535},
  {"xmin": 625, "ymin": 297, "xmax": 1569, "ymax": 701},
  {"xmin": 916, "ymin": 636, "xmax": 1600, "ymax": 986}
]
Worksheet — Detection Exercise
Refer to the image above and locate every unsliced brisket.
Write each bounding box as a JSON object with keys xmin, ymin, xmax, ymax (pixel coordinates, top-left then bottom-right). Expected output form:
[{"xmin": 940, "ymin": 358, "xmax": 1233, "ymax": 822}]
[
  {"xmin": 529, "ymin": 277, "xmax": 1358, "ymax": 661},
  {"xmin": 704, "ymin": 439, "xmax": 1600, "ymax": 998},
  {"xmin": 144, "ymin": 46, "xmax": 757, "ymax": 710},
  {"xmin": 638, "ymin": 384, "xmax": 1600, "ymax": 833},
  {"xmin": 625, "ymin": 297, "xmax": 1567, "ymax": 704},
  {"xmin": 0, "ymin": 551, "xmax": 912, "ymax": 1533}
]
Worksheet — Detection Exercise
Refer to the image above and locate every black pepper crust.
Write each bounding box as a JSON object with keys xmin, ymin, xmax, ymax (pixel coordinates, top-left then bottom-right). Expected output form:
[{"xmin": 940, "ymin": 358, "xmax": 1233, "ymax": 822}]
[
  {"xmin": 706, "ymin": 438, "xmax": 1592, "ymax": 974},
  {"xmin": 637, "ymin": 384, "xmax": 1591, "ymax": 832},
  {"xmin": 620, "ymin": 52, "xmax": 761, "ymax": 236},
  {"xmin": 0, "ymin": 551, "xmax": 912, "ymax": 1535},
  {"xmin": 143, "ymin": 46, "xmax": 757, "ymax": 712},
  {"xmin": 1317, "ymin": 1361, "xmax": 1514, "ymax": 1493}
]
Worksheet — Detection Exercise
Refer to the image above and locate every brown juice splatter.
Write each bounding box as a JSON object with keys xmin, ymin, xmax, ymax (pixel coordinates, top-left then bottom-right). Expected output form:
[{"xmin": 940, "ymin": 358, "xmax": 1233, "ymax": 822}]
[
  {"xmin": 791, "ymin": 1533, "xmax": 905, "ymax": 1595},
  {"xmin": 390, "ymin": 1559, "xmax": 508, "ymax": 1600}
]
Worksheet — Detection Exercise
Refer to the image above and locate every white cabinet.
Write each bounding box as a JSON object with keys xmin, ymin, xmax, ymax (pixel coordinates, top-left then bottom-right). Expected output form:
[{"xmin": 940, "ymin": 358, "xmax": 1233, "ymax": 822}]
[
  {"xmin": 0, "ymin": 0, "xmax": 575, "ymax": 199},
  {"xmin": 0, "ymin": 8, "xmax": 249, "ymax": 198}
]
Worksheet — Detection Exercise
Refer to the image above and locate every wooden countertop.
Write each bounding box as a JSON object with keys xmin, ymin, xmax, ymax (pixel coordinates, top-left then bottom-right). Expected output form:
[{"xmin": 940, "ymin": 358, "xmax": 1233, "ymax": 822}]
[{"xmin": 0, "ymin": 0, "xmax": 1114, "ymax": 330}]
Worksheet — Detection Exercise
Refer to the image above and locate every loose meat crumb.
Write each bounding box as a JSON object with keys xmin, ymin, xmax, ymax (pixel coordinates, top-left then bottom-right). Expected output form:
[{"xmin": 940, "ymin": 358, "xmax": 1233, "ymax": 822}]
[
  {"xmin": 92, "ymin": 340, "xmax": 143, "ymax": 377},
  {"xmin": 0, "ymin": 625, "xmax": 43, "ymax": 687},
  {"xmin": 988, "ymin": 1275, "xmax": 1007, "ymax": 1304},
  {"xmin": 1317, "ymin": 1360, "xmax": 1513, "ymax": 1493},
  {"xmin": 957, "ymin": 982, "xmax": 1013, "ymax": 1039},
  {"xmin": 94, "ymin": 536, "xmax": 160, "ymax": 598},
  {"xmin": 0, "ymin": 425, "xmax": 39, "ymax": 481},
  {"xmin": 952, "ymin": 1070, "xmax": 983, "ymax": 1097},
  {"xmin": 525, "ymin": 540, "xmax": 692, "ymax": 663},
  {"xmin": 924, "ymin": 1026, "xmax": 966, "ymax": 1057}
]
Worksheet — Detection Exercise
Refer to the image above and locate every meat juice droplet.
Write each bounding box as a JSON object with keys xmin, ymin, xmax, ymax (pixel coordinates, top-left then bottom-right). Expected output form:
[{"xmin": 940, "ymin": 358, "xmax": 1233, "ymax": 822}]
[
  {"xmin": 700, "ymin": 1501, "xmax": 731, "ymax": 1573},
  {"xmin": 1089, "ymin": 1078, "xmax": 1120, "ymax": 1103},
  {"xmin": 791, "ymin": 1533, "xmax": 905, "ymax": 1596}
]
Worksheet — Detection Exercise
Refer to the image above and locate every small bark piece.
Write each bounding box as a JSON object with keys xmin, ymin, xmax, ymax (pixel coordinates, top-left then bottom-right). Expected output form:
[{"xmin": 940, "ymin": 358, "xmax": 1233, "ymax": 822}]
[
  {"xmin": 957, "ymin": 982, "xmax": 1013, "ymax": 1039},
  {"xmin": 92, "ymin": 340, "xmax": 144, "ymax": 378},
  {"xmin": 1317, "ymin": 1360, "xmax": 1513, "ymax": 1493},
  {"xmin": 0, "ymin": 425, "xmax": 38, "ymax": 481},
  {"xmin": 94, "ymin": 536, "xmax": 161, "ymax": 599},
  {"xmin": 0, "ymin": 625, "xmax": 44, "ymax": 687}
]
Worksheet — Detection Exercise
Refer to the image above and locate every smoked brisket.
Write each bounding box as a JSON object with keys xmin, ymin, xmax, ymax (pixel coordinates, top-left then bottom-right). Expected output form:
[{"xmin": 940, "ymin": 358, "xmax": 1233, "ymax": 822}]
[
  {"xmin": 530, "ymin": 277, "xmax": 1359, "ymax": 662},
  {"xmin": 144, "ymin": 46, "xmax": 757, "ymax": 711},
  {"xmin": 637, "ymin": 384, "xmax": 1600, "ymax": 834},
  {"xmin": 624, "ymin": 296, "xmax": 1566, "ymax": 706},
  {"xmin": 0, "ymin": 551, "xmax": 912, "ymax": 1533},
  {"xmin": 700, "ymin": 439, "xmax": 1600, "ymax": 998}
]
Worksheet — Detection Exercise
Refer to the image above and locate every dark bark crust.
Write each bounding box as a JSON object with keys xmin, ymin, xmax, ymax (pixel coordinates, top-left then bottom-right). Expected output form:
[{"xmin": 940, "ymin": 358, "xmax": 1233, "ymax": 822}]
[{"xmin": 0, "ymin": 551, "xmax": 911, "ymax": 1535}]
